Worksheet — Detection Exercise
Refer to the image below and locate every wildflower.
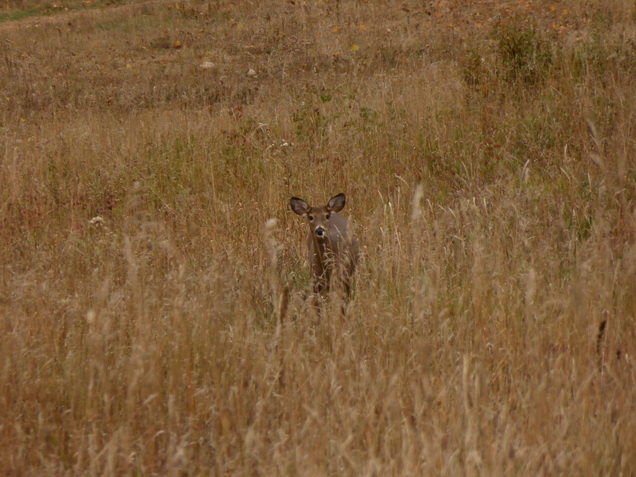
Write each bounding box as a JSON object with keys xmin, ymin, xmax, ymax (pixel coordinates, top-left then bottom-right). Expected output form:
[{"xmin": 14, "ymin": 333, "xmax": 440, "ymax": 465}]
[{"xmin": 89, "ymin": 216, "xmax": 105, "ymax": 227}]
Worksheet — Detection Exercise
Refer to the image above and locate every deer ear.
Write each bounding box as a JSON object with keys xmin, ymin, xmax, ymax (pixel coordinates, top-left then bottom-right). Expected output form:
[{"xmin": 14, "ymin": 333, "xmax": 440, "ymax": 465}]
[
  {"xmin": 327, "ymin": 193, "xmax": 346, "ymax": 213},
  {"xmin": 290, "ymin": 197, "xmax": 310, "ymax": 216}
]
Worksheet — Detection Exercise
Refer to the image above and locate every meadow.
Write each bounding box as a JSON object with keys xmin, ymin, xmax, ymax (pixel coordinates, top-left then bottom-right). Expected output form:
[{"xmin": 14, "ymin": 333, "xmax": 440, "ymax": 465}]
[{"xmin": 1, "ymin": 0, "xmax": 635, "ymax": 474}]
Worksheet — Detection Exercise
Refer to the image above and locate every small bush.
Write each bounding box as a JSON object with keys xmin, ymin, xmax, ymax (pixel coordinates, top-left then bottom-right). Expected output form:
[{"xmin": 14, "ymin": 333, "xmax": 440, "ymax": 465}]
[{"xmin": 493, "ymin": 23, "xmax": 554, "ymax": 86}]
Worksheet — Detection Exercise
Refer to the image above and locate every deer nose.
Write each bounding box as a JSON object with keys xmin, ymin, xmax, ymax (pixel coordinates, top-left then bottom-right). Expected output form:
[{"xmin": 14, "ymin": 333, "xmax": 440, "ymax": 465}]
[{"xmin": 315, "ymin": 226, "xmax": 326, "ymax": 238}]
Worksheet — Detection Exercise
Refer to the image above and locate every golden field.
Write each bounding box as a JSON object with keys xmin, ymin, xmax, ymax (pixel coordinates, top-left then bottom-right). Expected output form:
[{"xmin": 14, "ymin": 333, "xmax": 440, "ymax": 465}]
[{"xmin": 1, "ymin": 0, "xmax": 635, "ymax": 474}]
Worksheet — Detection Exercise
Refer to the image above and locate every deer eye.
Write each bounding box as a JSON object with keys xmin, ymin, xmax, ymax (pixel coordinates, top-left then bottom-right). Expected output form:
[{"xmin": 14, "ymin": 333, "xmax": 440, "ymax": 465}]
[
  {"xmin": 308, "ymin": 215, "xmax": 314, "ymax": 221},
  {"xmin": 326, "ymin": 214, "xmax": 331, "ymax": 220}
]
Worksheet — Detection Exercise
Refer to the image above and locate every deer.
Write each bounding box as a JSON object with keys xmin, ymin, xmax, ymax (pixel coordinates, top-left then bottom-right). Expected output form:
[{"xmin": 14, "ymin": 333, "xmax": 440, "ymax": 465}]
[{"xmin": 290, "ymin": 193, "xmax": 359, "ymax": 309}]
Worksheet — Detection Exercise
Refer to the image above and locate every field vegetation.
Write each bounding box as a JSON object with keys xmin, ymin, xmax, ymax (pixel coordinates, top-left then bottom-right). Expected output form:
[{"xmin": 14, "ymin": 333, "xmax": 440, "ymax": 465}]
[{"xmin": 1, "ymin": 0, "xmax": 635, "ymax": 474}]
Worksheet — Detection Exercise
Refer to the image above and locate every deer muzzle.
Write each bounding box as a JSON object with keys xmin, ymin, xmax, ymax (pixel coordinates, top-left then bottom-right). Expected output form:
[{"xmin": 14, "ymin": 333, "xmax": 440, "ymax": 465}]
[{"xmin": 314, "ymin": 226, "xmax": 327, "ymax": 240}]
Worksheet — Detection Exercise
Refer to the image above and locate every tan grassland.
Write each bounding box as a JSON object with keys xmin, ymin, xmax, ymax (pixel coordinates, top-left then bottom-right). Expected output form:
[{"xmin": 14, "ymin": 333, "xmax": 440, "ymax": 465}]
[{"xmin": 1, "ymin": 0, "xmax": 635, "ymax": 474}]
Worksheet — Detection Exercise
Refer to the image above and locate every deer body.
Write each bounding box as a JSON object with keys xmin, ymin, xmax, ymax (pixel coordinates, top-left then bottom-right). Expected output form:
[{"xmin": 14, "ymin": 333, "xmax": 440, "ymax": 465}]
[{"xmin": 290, "ymin": 193, "xmax": 358, "ymax": 299}]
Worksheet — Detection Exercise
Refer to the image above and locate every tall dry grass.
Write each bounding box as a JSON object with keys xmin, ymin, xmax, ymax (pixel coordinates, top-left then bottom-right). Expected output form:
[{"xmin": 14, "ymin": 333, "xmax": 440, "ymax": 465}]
[{"xmin": 1, "ymin": 0, "xmax": 635, "ymax": 474}]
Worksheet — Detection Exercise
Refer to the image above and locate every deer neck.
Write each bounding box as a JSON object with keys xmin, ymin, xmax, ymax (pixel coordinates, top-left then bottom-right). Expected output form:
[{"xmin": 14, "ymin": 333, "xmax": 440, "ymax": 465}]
[{"xmin": 312, "ymin": 233, "xmax": 334, "ymax": 273}]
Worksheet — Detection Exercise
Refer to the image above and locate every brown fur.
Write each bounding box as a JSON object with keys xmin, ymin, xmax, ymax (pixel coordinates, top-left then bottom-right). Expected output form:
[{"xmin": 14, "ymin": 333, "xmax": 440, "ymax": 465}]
[{"xmin": 290, "ymin": 193, "xmax": 359, "ymax": 303}]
